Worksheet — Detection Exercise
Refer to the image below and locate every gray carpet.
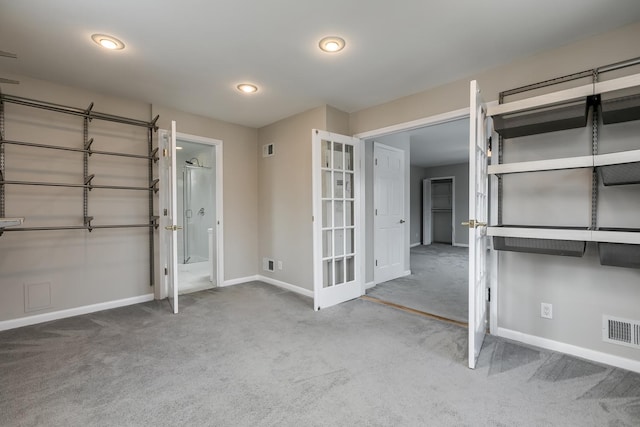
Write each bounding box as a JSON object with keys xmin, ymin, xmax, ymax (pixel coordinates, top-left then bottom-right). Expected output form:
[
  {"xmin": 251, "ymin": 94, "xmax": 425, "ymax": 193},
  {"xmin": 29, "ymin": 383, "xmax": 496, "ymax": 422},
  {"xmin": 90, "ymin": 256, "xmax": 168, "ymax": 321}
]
[
  {"xmin": 367, "ymin": 244, "xmax": 468, "ymax": 322},
  {"xmin": 1, "ymin": 282, "xmax": 639, "ymax": 426}
]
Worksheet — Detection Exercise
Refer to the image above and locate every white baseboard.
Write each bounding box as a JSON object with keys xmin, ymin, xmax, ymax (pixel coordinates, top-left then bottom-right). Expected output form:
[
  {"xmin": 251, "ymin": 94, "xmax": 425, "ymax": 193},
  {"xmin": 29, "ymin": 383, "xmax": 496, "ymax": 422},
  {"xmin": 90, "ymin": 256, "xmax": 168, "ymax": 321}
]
[
  {"xmin": 403, "ymin": 270, "xmax": 411, "ymax": 277},
  {"xmin": 410, "ymin": 242, "xmax": 421, "ymax": 248},
  {"xmin": 365, "ymin": 281, "xmax": 375, "ymax": 290},
  {"xmin": 496, "ymin": 327, "xmax": 640, "ymax": 374},
  {"xmin": 257, "ymin": 275, "xmax": 313, "ymax": 298},
  {"xmin": 0, "ymin": 294, "xmax": 154, "ymax": 332},
  {"xmin": 453, "ymin": 243, "xmax": 469, "ymax": 248},
  {"xmin": 221, "ymin": 275, "xmax": 260, "ymax": 287}
]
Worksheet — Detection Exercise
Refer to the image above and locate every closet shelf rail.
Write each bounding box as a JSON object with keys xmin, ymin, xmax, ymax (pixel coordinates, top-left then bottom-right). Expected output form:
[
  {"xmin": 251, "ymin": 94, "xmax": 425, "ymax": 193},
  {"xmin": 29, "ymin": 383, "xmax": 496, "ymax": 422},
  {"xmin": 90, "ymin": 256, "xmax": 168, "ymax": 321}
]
[
  {"xmin": 0, "ymin": 180, "xmax": 157, "ymax": 192},
  {"xmin": 1, "ymin": 139, "xmax": 159, "ymax": 161},
  {"xmin": 0, "ymin": 94, "xmax": 159, "ymax": 130}
]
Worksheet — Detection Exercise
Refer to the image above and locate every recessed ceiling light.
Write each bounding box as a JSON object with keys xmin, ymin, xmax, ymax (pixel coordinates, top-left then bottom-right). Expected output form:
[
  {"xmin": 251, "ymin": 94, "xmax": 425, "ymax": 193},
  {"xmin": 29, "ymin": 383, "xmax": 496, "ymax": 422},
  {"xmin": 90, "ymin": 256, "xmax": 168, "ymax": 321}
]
[
  {"xmin": 319, "ymin": 36, "xmax": 345, "ymax": 53},
  {"xmin": 237, "ymin": 83, "xmax": 258, "ymax": 94},
  {"xmin": 91, "ymin": 34, "xmax": 125, "ymax": 50}
]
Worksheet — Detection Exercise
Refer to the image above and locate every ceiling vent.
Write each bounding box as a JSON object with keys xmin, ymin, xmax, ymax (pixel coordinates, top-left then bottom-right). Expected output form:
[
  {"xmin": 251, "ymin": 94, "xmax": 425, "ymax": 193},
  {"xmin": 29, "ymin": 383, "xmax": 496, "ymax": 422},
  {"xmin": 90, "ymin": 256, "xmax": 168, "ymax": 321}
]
[
  {"xmin": 262, "ymin": 143, "xmax": 274, "ymax": 158},
  {"xmin": 603, "ymin": 315, "xmax": 640, "ymax": 349}
]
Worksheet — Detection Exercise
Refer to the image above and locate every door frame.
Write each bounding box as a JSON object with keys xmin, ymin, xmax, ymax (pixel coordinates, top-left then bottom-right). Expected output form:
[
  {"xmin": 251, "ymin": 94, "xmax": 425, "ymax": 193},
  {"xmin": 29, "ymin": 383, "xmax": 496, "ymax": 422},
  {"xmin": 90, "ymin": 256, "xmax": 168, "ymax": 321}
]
[
  {"xmin": 423, "ymin": 176, "xmax": 456, "ymax": 245},
  {"xmin": 176, "ymin": 132, "xmax": 224, "ymax": 291},
  {"xmin": 158, "ymin": 130, "xmax": 224, "ymax": 298},
  {"xmin": 373, "ymin": 142, "xmax": 407, "ymax": 284}
]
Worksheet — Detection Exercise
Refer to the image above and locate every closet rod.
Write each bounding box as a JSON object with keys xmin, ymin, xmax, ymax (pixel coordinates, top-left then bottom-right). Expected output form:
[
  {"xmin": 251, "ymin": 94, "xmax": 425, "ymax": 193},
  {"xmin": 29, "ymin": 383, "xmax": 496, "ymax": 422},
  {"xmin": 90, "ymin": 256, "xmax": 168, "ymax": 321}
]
[
  {"xmin": 2, "ymin": 223, "xmax": 154, "ymax": 232},
  {"xmin": 1, "ymin": 139, "xmax": 156, "ymax": 160},
  {"xmin": 597, "ymin": 57, "xmax": 640, "ymax": 74},
  {"xmin": 0, "ymin": 94, "xmax": 159, "ymax": 130},
  {"xmin": 0, "ymin": 180, "xmax": 155, "ymax": 191}
]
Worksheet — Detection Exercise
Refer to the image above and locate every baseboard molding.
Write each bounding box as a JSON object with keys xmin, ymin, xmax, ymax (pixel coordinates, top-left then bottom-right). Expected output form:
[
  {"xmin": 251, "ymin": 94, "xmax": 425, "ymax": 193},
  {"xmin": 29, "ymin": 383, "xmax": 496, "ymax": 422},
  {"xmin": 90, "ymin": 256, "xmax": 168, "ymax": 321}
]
[
  {"xmin": 365, "ymin": 281, "xmax": 375, "ymax": 290},
  {"xmin": 257, "ymin": 275, "xmax": 313, "ymax": 298},
  {"xmin": 496, "ymin": 327, "xmax": 640, "ymax": 374},
  {"xmin": 0, "ymin": 294, "xmax": 154, "ymax": 332},
  {"xmin": 221, "ymin": 275, "xmax": 260, "ymax": 287},
  {"xmin": 410, "ymin": 242, "xmax": 421, "ymax": 248},
  {"xmin": 453, "ymin": 243, "xmax": 469, "ymax": 248},
  {"xmin": 403, "ymin": 270, "xmax": 411, "ymax": 277}
]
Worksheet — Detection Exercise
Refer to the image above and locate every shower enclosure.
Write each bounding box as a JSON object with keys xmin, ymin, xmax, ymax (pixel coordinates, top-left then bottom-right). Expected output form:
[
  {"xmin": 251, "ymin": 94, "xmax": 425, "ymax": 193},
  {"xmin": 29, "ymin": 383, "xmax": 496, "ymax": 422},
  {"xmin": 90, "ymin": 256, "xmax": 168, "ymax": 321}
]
[{"xmin": 180, "ymin": 162, "xmax": 214, "ymax": 264}]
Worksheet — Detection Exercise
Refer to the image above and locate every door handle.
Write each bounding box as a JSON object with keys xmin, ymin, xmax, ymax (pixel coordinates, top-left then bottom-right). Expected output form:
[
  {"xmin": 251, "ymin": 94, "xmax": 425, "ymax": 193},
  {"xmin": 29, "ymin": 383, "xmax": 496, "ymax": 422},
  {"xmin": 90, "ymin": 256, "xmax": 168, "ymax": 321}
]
[
  {"xmin": 399, "ymin": 219, "xmax": 406, "ymax": 224},
  {"xmin": 164, "ymin": 225, "xmax": 183, "ymax": 231},
  {"xmin": 462, "ymin": 220, "xmax": 487, "ymax": 228}
]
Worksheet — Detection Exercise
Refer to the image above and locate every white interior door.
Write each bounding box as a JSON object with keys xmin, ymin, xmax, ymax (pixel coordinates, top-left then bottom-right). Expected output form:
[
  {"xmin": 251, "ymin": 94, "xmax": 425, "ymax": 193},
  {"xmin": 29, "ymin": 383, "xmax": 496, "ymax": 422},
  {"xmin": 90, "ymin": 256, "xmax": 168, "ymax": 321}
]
[
  {"xmin": 159, "ymin": 121, "xmax": 180, "ymax": 313},
  {"xmin": 374, "ymin": 143, "xmax": 405, "ymax": 283},
  {"xmin": 468, "ymin": 80, "xmax": 490, "ymax": 369},
  {"xmin": 422, "ymin": 178, "xmax": 432, "ymax": 245},
  {"xmin": 312, "ymin": 129, "xmax": 363, "ymax": 310}
]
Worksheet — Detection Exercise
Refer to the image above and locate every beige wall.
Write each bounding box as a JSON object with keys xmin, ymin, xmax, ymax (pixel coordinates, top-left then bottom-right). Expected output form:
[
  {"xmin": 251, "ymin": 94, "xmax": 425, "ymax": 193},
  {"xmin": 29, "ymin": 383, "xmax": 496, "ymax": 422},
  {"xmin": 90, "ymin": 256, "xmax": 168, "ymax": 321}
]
[
  {"xmin": 153, "ymin": 106, "xmax": 259, "ymax": 282},
  {"xmin": 350, "ymin": 21, "xmax": 640, "ymax": 134},
  {"xmin": 257, "ymin": 106, "xmax": 327, "ymax": 290},
  {"xmin": 0, "ymin": 75, "xmax": 154, "ymax": 321}
]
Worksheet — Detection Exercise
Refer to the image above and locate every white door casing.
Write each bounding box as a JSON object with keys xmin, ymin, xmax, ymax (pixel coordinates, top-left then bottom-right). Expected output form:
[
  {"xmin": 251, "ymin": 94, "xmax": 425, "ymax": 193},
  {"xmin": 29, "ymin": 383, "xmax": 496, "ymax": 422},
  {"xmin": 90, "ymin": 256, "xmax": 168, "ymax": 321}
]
[
  {"xmin": 159, "ymin": 121, "xmax": 180, "ymax": 314},
  {"xmin": 312, "ymin": 129, "xmax": 364, "ymax": 310},
  {"xmin": 468, "ymin": 80, "xmax": 490, "ymax": 369},
  {"xmin": 374, "ymin": 143, "xmax": 405, "ymax": 283}
]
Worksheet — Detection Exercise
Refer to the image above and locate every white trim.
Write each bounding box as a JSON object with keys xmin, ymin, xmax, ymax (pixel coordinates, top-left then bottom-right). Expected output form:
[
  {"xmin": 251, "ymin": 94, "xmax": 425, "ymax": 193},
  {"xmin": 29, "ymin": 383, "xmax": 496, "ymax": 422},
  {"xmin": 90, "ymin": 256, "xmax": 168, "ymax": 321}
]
[
  {"xmin": 354, "ymin": 107, "xmax": 470, "ymax": 140},
  {"xmin": 410, "ymin": 242, "xmax": 421, "ymax": 248},
  {"xmin": 258, "ymin": 276, "xmax": 313, "ymax": 298},
  {"xmin": 453, "ymin": 243, "xmax": 469, "ymax": 248},
  {"xmin": 403, "ymin": 270, "xmax": 411, "ymax": 277},
  {"xmin": 221, "ymin": 275, "xmax": 260, "ymax": 287},
  {"xmin": 0, "ymin": 294, "xmax": 154, "ymax": 332},
  {"xmin": 496, "ymin": 327, "xmax": 640, "ymax": 374},
  {"xmin": 425, "ymin": 175, "xmax": 456, "ymax": 245},
  {"xmin": 594, "ymin": 72, "xmax": 640, "ymax": 96},
  {"xmin": 365, "ymin": 281, "xmax": 375, "ymax": 290},
  {"xmin": 175, "ymin": 131, "xmax": 225, "ymax": 291}
]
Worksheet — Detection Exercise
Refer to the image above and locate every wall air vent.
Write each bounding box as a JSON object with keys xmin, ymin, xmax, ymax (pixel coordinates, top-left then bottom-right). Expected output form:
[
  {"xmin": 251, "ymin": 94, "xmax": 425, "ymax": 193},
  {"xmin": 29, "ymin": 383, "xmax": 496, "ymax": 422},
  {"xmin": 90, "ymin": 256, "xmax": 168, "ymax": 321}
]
[
  {"xmin": 262, "ymin": 257, "xmax": 275, "ymax": 272},
  {"xmin": 603, "ymin": 315, "xmax": 640, "ymax": 349},
  {"xmin": 262, "ymin": 143, "xmax": 274, "ymax": 158}
]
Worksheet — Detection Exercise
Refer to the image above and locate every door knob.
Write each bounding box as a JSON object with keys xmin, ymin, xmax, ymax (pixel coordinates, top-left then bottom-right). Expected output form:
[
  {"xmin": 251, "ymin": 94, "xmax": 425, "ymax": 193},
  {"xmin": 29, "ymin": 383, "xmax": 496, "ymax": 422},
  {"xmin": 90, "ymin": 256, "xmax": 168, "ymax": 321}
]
[
  {"xmin": 399, "ymin": 219, "xmax": 406, "ymax": 224},
  {"xmin": 462, "ymin": 220, "xmax": 487, "ymax": 228},
  {"xmin": 164, "ymin": 225, "xmax": 183, "ymax": 231}
]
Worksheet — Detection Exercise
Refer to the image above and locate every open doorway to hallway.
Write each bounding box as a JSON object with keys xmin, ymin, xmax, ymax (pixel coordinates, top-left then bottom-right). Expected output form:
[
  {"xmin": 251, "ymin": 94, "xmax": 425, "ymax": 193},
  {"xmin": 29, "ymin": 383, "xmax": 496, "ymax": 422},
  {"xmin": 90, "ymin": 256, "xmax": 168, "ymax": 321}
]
[{"xmin": 365, "ymin": 117, "xmax": 470, "ymax": 323}]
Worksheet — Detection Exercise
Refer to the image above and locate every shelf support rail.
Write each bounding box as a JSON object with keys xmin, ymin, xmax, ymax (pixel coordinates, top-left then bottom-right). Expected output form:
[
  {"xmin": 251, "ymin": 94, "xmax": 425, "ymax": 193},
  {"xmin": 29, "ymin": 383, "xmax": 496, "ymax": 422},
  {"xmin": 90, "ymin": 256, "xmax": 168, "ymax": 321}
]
[
  {"xmin": 83, "ymin": 103, "xmax": 93, "ymax": 231},
  {"xmin": 591, "ymin": 70, "xmax": 599, "ymax": 231}
]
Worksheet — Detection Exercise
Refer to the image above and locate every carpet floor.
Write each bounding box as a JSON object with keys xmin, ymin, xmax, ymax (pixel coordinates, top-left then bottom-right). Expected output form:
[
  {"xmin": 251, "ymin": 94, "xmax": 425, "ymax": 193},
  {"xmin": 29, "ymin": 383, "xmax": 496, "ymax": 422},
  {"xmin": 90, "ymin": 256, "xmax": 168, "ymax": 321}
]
[
  {"xmin": 1, "ymin": 282, "xmax": 639, "ymax": 426},
  {"xmin": 367, "ymin": 244, "xmax": 468, "ymax": 323}
]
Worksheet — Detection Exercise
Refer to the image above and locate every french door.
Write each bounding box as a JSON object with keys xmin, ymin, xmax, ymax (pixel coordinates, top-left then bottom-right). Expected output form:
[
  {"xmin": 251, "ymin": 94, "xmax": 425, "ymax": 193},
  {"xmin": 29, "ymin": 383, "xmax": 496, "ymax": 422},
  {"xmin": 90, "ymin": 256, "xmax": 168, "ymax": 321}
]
[
  {"xmin": 312, "ymin": 130, "xmax": 363, "ymax": 310},
  {"xmin": 468, "ymin": 81, "xmax": 490, "ymax": 368}
]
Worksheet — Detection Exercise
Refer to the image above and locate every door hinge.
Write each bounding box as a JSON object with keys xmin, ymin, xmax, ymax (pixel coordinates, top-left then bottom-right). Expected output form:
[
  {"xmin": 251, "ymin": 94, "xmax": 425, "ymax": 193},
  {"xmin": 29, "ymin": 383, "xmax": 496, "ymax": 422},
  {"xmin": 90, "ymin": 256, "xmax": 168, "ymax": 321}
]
[
  {"xmin": 487, "ymin": 287, "xmax": 491, "ymax": 302},
  {"xmin": 375, "ymin": 259, "xmax": 378, "ymax": 267},
  {"xmin": 164, "ymin": 267, "xmax": 168, "ymax": 275},
  {"xmin": 163, "ymin": 148, "xmax": 168, "ymax": 157},
  {"xmin": 312, "ymin": 215, "xmax": 314, "ymax": 222},
  {"xmin": 375, "ymin": 209, "xmax": 377, "ymax": 216},
  {"xmin": 375, "ymin": 158, "xmax": 378, "ymax": 166},
  {"xmin": 163, "ymin": 208, "xmax": 168, "ymax": 216}
]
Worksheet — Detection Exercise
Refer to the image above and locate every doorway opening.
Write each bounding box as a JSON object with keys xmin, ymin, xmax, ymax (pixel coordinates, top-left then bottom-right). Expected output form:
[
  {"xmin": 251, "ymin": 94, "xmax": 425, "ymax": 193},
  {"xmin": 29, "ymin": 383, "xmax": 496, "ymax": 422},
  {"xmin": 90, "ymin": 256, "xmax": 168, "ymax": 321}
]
[
  {"xmin": 362, "ymin": 115, "xmax": 471, "ymax": 324},
  {"xmin": 176, "ymin": 138, "xmax": 219, "ymax": 294}
]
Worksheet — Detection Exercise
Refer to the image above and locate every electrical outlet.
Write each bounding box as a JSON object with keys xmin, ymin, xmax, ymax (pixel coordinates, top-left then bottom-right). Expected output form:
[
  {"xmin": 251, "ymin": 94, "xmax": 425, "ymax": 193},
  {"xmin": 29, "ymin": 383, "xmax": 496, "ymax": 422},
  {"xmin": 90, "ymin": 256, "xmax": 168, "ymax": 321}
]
[
  {"xmin": 278, "ymin": 261, "xmax": 283, "ymax": 270},
  {"xmin": 541, "ymin": 302, "xmax": 553, "ymax": 319}
]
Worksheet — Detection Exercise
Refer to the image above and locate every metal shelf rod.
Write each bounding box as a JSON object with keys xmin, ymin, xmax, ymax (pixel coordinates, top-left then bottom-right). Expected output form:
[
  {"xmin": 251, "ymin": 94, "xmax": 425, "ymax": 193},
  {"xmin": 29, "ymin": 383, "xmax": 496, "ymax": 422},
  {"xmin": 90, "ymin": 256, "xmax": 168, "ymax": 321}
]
[
  {"xmin": 2, "ymin": 223, "xmax": 154, "ymax": 232},
  {"xmin": 1, "ymin": 180, "xmax": 154, "ymax": 191},
  {"xmin": 1, "ymin": 139, "xmax": 155, "ymax": 160},
  {"xmin": 0, "ymin": 94, "xmax": 158, "ymax": 130}
]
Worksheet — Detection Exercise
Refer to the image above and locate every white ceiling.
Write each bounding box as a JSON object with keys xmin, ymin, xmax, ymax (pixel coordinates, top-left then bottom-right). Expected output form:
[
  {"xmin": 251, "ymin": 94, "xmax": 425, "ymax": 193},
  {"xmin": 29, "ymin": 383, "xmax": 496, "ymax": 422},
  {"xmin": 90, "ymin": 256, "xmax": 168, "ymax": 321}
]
[
  {"xmin": 409, "ymin": 119, "xmax": 470, "ymax": 168},
  {"xmin": 1, "ymin": 1, "xmax": 640, "ymax": 128}
]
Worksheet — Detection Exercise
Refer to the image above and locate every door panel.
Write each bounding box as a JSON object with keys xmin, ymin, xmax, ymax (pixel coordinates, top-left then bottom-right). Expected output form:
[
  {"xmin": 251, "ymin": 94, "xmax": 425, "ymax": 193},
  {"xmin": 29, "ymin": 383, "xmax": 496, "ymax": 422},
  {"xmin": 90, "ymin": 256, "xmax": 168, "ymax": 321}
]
[
  {"xmin": 374, "ymin": 143, "xmax": 405, "ymax": 283},
  {"xmin": 313, "ymin": 130, "xmax": 363, "ymax": 310},
  {"xmin": 159, "ymin": 121, "xmax": 179, "ymax": 314},
  {"xmin": 468, "ymin": 81, "xmax": 490, "ymax": 369}
]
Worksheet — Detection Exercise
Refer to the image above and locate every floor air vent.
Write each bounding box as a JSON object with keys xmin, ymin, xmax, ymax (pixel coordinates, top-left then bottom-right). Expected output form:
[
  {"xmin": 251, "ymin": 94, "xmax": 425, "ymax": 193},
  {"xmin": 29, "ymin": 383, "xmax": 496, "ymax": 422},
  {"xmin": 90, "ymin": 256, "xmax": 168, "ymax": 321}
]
[{"xmin": 603, "ymin": 315, "xmax": 640, "ymax": 349}]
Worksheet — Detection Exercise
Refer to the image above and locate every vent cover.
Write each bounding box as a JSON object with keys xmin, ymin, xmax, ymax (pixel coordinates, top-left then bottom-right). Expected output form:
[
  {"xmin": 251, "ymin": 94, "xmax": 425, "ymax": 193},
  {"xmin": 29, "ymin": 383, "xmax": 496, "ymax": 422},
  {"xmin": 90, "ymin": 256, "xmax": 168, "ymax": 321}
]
[
  {"xmin": 262, "ymin": 143, "xmax": 274, "ymax": 157},
  {"xmin": 262, "ymin": 257, "xmax": 275, "ymax": 272},
  {"xmin": 603, "ymin": 315, "xmax": 640, "ymax": 349}
]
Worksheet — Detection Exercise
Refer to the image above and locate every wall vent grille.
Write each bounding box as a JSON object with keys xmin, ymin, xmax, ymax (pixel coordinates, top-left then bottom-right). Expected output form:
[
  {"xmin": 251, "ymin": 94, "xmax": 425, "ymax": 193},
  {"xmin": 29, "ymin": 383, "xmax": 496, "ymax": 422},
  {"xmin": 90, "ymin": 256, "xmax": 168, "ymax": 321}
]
[
  {"xmin": 603, "ymin": 315, "xmax": 640, "ymax": 349},
  {"xmin": 262, "ymin": 143, "xmax": 274, "ymax": 158},
  {"xmin": 262, "ymin": 257, "xmax": 275, "ymax": 272}
]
